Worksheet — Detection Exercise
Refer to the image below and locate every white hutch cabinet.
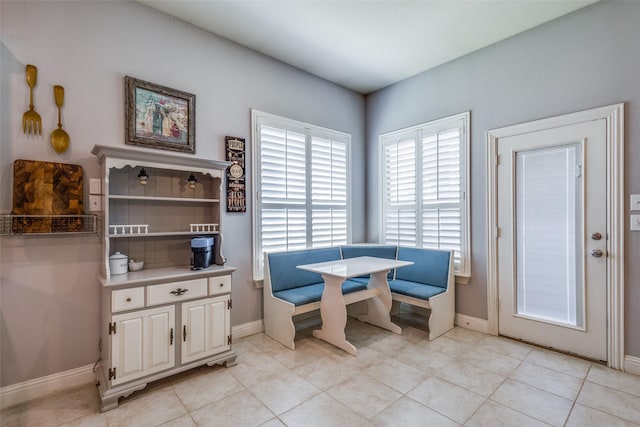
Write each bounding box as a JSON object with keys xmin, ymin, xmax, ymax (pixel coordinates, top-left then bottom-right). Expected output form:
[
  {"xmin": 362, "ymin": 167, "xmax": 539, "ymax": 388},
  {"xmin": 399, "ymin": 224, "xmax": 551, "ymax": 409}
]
[{"xmin": 92, "ymin": 145, "xmax": 237, "ymax": 412}]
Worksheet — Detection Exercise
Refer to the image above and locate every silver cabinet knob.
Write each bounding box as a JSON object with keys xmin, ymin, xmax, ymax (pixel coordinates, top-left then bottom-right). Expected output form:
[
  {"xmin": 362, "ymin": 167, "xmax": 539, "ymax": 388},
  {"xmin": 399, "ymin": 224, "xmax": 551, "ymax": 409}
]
[
  {"xmin": 591, "ymin": 232, "xmax": 602, "ymax": 240},
  {"xmin": 591, "ymin": 249, "xmax": 603, "ymax": 258}
]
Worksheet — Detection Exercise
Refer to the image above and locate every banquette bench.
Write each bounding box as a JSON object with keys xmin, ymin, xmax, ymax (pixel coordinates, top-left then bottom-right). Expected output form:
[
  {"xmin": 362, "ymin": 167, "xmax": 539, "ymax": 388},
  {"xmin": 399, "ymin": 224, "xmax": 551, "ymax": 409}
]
[{"xmin": 263, "ymin": 245, "xmax": 455, "ymax": 350}]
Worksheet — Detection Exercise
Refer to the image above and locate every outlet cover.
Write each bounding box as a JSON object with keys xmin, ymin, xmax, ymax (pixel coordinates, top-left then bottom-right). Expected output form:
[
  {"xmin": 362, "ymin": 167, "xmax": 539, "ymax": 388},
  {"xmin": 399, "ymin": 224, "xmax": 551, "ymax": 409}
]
[
  {"xmin": 631, "ymin": 195, "xmax": 640, "ymax": 211},
  {"xmin": 631, "ymin": 214, "xmax": 640, "ymax": 231},
  {"xmin": 89, "ymin": 195, "xmax": 102, "ymax": 212}
]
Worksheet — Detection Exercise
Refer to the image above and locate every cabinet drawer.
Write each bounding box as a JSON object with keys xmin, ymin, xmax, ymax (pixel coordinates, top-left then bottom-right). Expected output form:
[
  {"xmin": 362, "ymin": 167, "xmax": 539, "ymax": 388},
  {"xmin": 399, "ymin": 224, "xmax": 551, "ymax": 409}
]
[
  {"xmin": 209, "ymin": 275, "xmax": 231, "ymax": 295},
  {"xmin": 112, "ymin": 288, "xmax": 145, "ymax": 313},
  {"xmin": 147, "ymin": 279, "xmax": 208, "ymax": 306}
]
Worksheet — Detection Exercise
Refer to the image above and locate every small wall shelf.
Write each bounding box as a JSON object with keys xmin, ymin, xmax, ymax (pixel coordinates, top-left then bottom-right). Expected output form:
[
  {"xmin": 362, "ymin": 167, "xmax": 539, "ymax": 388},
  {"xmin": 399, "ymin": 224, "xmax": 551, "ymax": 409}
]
[
  {"xmin": 0, "ymin": 214, "xmax": 99, "ymax": 236},
  {"xmin": 108, "ymin": 195, "xmax": 220, "ymax": 203},
  {"xmin": 108, "ymin": 231, "xmax": 220, "ymax": 238}
]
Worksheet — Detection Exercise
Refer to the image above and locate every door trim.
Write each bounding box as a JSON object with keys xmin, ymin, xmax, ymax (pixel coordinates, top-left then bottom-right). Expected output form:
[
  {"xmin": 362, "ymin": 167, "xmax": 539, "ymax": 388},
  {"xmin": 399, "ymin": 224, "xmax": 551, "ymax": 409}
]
[{"xmin": 486, "ymin": 103, "xmax": 625, "ymax": 369}]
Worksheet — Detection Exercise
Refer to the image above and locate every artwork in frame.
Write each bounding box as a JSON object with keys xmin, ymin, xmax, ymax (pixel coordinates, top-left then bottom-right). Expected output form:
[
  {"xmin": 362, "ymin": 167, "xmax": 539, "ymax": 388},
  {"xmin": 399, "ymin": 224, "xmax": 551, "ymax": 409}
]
[{"xmin": 125, "ymin": 76, "xmax": 196, "ymax": 153}]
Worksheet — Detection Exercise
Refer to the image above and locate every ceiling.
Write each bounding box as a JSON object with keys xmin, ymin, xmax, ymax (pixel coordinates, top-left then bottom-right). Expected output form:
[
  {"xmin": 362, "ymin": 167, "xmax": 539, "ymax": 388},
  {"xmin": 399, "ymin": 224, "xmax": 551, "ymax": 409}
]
[{"xmin": 140, "ymin": 0, "xmax": 597, "ymax": 94}]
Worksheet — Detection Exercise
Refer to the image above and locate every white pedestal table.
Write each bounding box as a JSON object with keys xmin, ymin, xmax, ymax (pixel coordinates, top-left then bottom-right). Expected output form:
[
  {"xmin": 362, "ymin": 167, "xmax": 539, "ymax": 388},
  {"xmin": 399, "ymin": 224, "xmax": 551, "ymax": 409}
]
[{"xmin": 297, "ymin": 256, "xmax": 413, "ymax": 355}]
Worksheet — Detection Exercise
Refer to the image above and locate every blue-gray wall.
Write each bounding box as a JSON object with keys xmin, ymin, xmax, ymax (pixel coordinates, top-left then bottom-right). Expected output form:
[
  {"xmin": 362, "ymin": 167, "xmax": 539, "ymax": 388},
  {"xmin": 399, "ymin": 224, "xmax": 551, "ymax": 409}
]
[
  {"xmin": 1, "ymin": 0, "xmax": 638, "ymax": 389},
  {"xmin": 366, "ymin": 0, "xmax": 639, "ymax": 357},
  {"xmin": 0, "ymin": 0, "xmax": 365, "ymax": 387}
]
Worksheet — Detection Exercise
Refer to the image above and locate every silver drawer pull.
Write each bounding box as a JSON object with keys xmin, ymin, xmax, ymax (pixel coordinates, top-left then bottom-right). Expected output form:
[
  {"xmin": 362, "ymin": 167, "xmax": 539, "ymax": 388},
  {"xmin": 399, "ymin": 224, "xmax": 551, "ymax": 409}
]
[{"xmin": 170, "ymin": 288, "xmax": 188, "ymax": 296}]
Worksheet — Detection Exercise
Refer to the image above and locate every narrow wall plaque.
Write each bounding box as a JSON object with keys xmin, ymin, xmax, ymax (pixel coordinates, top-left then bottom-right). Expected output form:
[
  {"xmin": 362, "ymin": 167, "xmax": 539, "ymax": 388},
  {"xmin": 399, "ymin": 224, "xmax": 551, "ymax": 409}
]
[{"xmin": 225, "ymin": 136, "xmax": 246, "ymax": 212}]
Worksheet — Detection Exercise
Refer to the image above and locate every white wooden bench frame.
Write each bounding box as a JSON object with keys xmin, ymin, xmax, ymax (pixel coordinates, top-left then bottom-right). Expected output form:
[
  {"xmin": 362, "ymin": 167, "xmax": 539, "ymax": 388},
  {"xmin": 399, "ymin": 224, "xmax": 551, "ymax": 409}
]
[
  {"xmin": 263, "ymin": 250, "xmax": 455, "ymax": 350},
  {"xmin": 390, "ymin": 251, "xmax": 455, "ymax": 341}
]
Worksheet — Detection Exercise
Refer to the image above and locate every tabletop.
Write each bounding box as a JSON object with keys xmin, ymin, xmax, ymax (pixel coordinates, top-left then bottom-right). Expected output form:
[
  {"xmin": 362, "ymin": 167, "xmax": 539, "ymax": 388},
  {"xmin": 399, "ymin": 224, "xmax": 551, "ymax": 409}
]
[{"xmin": 297, "ymin": 256, "xmax": 413, "ymax": 279}]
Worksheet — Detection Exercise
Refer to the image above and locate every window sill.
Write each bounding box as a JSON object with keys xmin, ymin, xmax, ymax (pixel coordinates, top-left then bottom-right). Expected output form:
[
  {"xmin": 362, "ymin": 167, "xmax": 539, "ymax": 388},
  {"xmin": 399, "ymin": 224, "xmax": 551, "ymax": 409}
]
[{"xmin": 455, "ymin": 274, "xmax": 471, "ymax": 285}]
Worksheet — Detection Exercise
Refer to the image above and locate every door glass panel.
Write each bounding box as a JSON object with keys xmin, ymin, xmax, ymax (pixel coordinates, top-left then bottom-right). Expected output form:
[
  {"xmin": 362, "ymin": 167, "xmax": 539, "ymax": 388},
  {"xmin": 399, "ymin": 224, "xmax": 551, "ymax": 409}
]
[{"xmin": 515, "ymin": 144, "xmax": 584, "ymax": 327}]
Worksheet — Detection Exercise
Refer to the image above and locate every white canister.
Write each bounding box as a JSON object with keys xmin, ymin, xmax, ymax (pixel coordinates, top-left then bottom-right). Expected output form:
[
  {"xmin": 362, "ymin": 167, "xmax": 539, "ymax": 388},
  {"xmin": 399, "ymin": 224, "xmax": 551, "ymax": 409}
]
[{"xmin": 109, "ymin": 252, "xmax": 128, "ymax": 275}]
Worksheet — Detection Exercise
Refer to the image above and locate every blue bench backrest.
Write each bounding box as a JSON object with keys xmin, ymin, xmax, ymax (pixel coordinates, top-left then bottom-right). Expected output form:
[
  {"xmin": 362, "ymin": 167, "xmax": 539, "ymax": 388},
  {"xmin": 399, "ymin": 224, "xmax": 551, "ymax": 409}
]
[
  {"xmin": 267, "ymin": 247, "xmax": 342, "ymax": 292},
  {"xmin": 396, "ymin": 247, "xmax": 450, "ymax": 288},
  {"xmin": 340, "ymin": 245, "xmax": 398, "ymax": 279},
  {"xmin": 340, "ymin": 245, "xmax": 398, "ymax": 260}
]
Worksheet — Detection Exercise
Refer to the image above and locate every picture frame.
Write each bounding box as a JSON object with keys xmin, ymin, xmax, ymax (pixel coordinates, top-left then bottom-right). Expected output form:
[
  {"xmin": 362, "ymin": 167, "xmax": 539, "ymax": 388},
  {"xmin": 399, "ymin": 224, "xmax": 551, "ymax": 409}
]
[{"xmin": 125, "ymin": 76, "xmax": 196, "ymax": 153}]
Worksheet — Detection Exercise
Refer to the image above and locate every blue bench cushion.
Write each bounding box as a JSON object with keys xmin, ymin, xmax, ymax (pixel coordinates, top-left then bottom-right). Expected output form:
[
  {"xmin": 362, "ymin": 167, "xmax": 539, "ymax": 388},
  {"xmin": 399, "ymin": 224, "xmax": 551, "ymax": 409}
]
[
  {"xmin": 273, "ymin": 279, "xmax": 368, "ymax": 306},
  {"xmin": 389, "ymin": 279, "xmax": 446, "ymax": 300},
  {"xmin": 340, "ymin": 245, "xmax": 398, "ymax": 279},
  {"xmin": 268, "ymin": 247, "xmax": 342, "ymax": 292},
  {"xmin": 396, "ymin": 247, "xmax": 450, "ymax": 288}
]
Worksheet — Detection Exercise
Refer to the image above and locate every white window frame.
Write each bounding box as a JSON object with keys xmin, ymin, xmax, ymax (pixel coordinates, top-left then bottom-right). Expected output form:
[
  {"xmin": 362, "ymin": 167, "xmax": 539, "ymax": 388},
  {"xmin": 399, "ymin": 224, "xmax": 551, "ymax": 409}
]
[
  {"xmin": 252, "ymin": 109, "xmax": 352, "ymax": 281},
  {"xmin": 379, "ymin": 112, "xmax": 470, "ymax": 279}
]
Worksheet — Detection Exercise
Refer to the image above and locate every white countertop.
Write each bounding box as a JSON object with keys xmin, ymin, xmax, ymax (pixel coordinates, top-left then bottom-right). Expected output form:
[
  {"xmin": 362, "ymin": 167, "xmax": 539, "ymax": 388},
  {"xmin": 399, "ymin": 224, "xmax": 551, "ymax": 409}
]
[
  {"xmin": 297, "ymin": 256, "xmax": 413, "ymax": 278},
  {"xmin": 99, "ymin": 265, "xmax": 236, "ymax": 287}
]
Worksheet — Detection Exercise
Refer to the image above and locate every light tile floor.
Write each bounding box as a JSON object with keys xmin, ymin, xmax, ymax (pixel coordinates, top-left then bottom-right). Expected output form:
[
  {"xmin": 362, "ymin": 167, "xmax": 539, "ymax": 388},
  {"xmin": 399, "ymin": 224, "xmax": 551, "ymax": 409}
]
[{"xmin": 2, "ymin": 311, "xmax": 640, "ymax": 427}]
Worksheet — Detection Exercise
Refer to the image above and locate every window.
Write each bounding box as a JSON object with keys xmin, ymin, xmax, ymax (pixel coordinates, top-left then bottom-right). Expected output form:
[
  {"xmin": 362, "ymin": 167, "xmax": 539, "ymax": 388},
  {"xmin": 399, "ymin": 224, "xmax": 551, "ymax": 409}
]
[
  {"xmin": 252, "ymin": 110, "xmax": 351, "ymax": 280},
  {"xmin": 380, "ymin": 112, "xmax": 470, "ymax": 277}
]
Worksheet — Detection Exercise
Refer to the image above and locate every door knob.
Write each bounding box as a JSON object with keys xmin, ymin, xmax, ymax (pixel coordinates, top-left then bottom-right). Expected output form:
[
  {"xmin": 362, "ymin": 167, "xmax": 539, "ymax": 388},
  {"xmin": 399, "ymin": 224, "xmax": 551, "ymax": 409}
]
[
  {"xmin": 591, "ymin": 232, "xmax": 602, "ymax": 240},
  {"xmin": 591, "ymin": 249, "xmax": 603, "ymax": 258}
]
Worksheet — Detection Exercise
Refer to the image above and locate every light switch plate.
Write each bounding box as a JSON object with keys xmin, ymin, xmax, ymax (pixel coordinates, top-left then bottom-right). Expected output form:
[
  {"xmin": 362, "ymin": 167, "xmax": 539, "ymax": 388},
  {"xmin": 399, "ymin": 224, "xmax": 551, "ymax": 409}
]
[
  {"xmin": 89, "ymin": 195, "xmax": 102, "ymax": 212},
  {"xmin": 631, "ymin": 195, "xmax": 640, "ymax": 211},
  {"xmin": 90, "ymin": 178, "xmax": 102, "ymax": 195},
  {"xmin": 631, "ymin": 215, "xmax": 640, "ymax": 231}
]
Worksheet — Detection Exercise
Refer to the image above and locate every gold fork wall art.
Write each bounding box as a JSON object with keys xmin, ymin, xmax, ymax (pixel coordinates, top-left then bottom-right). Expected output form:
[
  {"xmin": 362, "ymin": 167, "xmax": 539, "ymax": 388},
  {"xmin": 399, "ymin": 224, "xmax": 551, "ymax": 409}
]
[{"xmin": 23, "ymin": 64, "xmax": 42, "ymax": 135}]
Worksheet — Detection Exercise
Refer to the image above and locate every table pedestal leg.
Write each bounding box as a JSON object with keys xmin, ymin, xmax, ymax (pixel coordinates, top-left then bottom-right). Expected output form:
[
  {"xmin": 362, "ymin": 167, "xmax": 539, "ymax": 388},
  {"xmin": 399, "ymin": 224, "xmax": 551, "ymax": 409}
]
[
  {"xmin": 313, "ymin": 275, "xmax": 357, "ymax": 355},
  {"xmin": 358, "ymin": 271, "xmax": 402, "ymax": 334}
]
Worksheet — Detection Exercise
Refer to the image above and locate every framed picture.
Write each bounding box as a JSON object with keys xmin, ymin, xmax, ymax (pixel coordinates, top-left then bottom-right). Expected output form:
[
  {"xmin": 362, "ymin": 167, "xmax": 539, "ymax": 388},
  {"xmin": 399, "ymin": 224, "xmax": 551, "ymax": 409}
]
[{"xmin": 125, "ymin": 76, "xmax": 195, "ymax": 153}]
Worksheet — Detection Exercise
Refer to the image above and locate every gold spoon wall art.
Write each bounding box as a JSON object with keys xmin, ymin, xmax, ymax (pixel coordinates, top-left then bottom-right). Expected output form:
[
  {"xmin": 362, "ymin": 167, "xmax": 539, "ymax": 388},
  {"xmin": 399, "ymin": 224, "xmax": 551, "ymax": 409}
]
[{"xmin": 50, "ymin": 85, "xmax": 70, "ymax": 153}]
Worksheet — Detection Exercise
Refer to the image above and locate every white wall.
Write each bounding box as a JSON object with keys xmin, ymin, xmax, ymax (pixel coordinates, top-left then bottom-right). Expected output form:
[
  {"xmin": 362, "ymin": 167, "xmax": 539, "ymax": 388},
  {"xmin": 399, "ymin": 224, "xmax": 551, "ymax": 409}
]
[
  {"xmin": 366, "ymin": 1, "xmax": 640, "ymax": 357},
  {"xmin": 0, "ymin": 0, "xmax": 365, "ymax": 386}
]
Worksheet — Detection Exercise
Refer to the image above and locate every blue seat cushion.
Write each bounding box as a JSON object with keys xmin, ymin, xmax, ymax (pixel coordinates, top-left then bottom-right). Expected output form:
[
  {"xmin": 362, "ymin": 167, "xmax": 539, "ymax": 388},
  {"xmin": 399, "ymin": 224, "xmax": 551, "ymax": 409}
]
[
  {"xmin": 268, "ymin": 247, "xmax": 342, "ymax": 292},
  {"xmin": 389, "ymin": 279, "xmax": 446, "ymax": 300},
  {"xmin": 273, "ymin": 279, "xmax": 368, "ymax": 306},
  {"xmin": 347, "ymin": 277, "xmax": 369, "ymax": 285},
  {"xmin": 340, "ymin": 245, "xmax": 398, "ymax": 279},
  {"xmin": 396, "ymin": 247, "xmax": 450, "ymax": 289}
]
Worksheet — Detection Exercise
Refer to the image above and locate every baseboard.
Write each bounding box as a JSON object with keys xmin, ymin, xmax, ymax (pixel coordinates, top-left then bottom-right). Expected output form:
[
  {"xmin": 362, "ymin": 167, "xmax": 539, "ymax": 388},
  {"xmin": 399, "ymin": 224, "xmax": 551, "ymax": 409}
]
[
  {"xmin": 0, "ymin": 320, "xmax": 265, "ymax": 410},
  {"xmin": 0, "ymin": 364, "xmax": 95, "ymax": 411},
  {"xmin": 624, "ymin": 355, "xmax": 640, "ymax": 376},
  {"xmin": 455, "ymin": 313, "xmax": 491, "ymax": 334},
  {"xmin": 232, "ymin": 319, "xmax": 264, "ymax": 339}
]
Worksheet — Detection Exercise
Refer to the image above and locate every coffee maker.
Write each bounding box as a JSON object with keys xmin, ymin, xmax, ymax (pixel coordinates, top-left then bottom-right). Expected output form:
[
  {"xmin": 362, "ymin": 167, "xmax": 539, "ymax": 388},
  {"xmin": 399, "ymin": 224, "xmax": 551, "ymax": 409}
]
[{"xmin": 191, "ymin": 236, "xmax": 213, "ymax": 270}]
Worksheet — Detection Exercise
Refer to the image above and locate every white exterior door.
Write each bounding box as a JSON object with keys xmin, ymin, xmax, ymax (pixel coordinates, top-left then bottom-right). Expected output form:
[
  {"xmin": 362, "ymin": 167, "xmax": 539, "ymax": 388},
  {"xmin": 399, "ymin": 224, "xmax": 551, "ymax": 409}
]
[
  {"xmin": 111, "ymin": 305, "xmax": 175, "ymax": 385},
  {"xmin": 496, "ymin": 119, "xmax": 607, "ymax": 361},
  {"xmin": 181, "ymin": 295, "xmax": 230, "ymax": 364}
]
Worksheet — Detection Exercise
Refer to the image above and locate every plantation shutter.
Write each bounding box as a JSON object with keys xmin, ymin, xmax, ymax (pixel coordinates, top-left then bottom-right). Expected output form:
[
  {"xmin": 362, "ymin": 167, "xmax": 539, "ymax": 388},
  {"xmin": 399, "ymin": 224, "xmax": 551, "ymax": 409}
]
[
  {"xmin": 311, "ymin": 135, "xmax": 349, "ymax": 247},
  {"xmin": 253, "ymin": 111, "xmax": 351, "ymax": 279},
  {"xmin": 421, "ymin": 127, "xmax": 462, "ymax": 265},
  {"xmin": 382, "ymin": 134, "xmax": 417, "ymax": 246},
  {"xmin": 380, "ymin": 112, "xmax": 468, "ymax": 274},
  {"xmin": 259, "ymin": 123, "xmax": 308, "ymax": 255}
]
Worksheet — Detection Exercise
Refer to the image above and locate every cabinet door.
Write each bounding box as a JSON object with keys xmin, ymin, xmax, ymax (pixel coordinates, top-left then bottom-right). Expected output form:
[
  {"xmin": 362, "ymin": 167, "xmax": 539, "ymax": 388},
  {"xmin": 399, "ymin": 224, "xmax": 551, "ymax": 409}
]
[
  {"xmin": 111, "ymin": 305, "xmax": 175, "ymax": 385},
  {"xmin": 181, "ymin": 295, "xmax": 230, "ymax": 364}
]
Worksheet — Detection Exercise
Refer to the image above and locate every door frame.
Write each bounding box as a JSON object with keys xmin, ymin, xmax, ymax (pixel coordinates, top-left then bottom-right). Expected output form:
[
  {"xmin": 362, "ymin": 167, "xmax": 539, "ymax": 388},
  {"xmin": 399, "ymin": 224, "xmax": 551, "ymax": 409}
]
[{"xmin": 486, "ymin": 103, "xmax": 625, "ymax": 369}]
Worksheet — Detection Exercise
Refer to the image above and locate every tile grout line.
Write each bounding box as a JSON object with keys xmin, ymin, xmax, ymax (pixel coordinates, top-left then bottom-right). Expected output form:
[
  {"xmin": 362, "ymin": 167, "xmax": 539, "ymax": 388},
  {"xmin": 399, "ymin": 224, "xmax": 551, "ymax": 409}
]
[{"xmin": 561, "ymin": 363, "xmax": 591, "ymax": 427}]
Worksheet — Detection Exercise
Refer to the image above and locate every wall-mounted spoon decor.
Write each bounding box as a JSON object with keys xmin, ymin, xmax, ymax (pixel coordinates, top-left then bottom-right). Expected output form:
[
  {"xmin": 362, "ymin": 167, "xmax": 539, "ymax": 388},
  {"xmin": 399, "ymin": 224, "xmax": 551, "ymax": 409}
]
[{"xmin": 50, "ymin": 85, "xmax": 69, "ymax": 154}]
